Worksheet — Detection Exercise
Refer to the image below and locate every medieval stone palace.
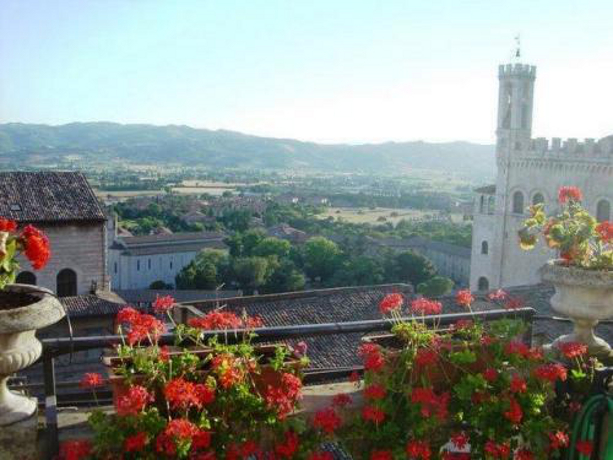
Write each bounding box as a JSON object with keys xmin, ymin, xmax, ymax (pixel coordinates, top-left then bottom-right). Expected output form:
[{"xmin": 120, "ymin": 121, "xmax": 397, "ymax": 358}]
[{"xmin": 470, "ymin": 62, "xmax": 612, "ymax": 291}]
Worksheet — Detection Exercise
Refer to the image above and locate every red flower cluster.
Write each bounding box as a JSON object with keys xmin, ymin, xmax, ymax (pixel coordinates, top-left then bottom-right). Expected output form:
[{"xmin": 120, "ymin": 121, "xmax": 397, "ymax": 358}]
[
  {"xmin": 450, "ymin": 432, "xmax": 469, "ymax": 450},
  {"xmin": 504, "ymin": 398, "xmax": 523, "ymax": 424},
  {"xmin": 362, "ymin": 405, "xmax": 385, "ymax": 423},
  {"xmin": 59, "ymin": 440, "xmax": 92, "ymax": 460},
  {"xmin": 164, "ymin": 377, "xmax": 215, "ymax": 410},
  {"xmin": 0, "ymin": 217, "xmax": 17, "ymax": 232},
  {"xmin": 558, "ymin": 186, "xmax": 582, "ymax": 203},
  {"xmin": 21, "ymin": 224, "xmax": 51, "ymax": 270},
  {"xmin": 558, "ymin": 341, "xmax": 588, "ymax": 359},
  {"xmin": 364, "ymin": 383, "xmax": 386, "ymax": 400},
  {"xmin": 116, "ymin": 307, "xmax": 165, "ymax": 345},
  {"xmin": 504, "ymin": 341, "xmax": 530, "ymax": 359},
  {"xmin": 359, "ymin": 343, "xmax": 385, "ymax": 371},
  {"xmin": 313, "ymin": 407, "xmax": 341, "ymax": 434},
  {"xmin": 483, "ymin": 368, "xmax": 498, "ymax": 382},
  {"xmin": 211, "ymin": 354, "xmax": 244, "ymax": 388},
  {"xmin": 510, "ymin": 374, "xmax": 527, "ymax": 393},
  {"xmin": 410, "ymin": 387, "xmax": 449, "ymax": 421},
  {"xmin": 548, "ymin": 431, "xmax": 569, "ymax": 450},
  {"xmin": 80, "ymin": 372, "xmax": 104, "ymax": 389},
  {"xmin": 514, "ymin": 449, "xmax": 534, "ymax": 460},
  {"xmin": 487, "ymin": 289, "xmax": 508, "ymax": 301},
  {"xmin": 332, "ymin": 393, "xmax": 352, "ymax": 408},
  {"xmin": 406, "ymin": 440, "xmax": 432, "ymax": 459},
  {"xmin": 414, "ymin": 348, "xmax": 438, "ymax": 366},
  {"xmin": 275, "ymin": 431, "xmax": 299, "ymax": 458},
  {"xmin": 535, "ymin": 363, "xmax": 567, "ymax": 383},
  {"xmin": 410, "ymin": 298, "xmax": 442, "ymax": 315},
  {"xmin": 455, "ymin": 289, "xmax": 474, "ymax": 309},
  {"xmin": 152, "ymin": 294, "xmax": 175, "ymax": 314},
  {"xmin": 503, "ymin": 296, "xmax": 525, "ymax": 310},
  {"xmin": 575, "ymin": 440, "xmax": 593, "ymax": 456},
  {"xmin": 188, "ymin": 310, "xmax": 243, "ymax": 330},
  {"xmin": 484, "ymin": 440, "xmax": 510, "ymax": 459},
  {"xmin": 116, "ymin": 385, "xmax": 153, "ymax": 416},
  {"xmin": 265, "ymin": 372, "xmax": 302, "ymax": 419},
  {"xmin": 125, "ymin": 432, "xmax": 148, "ymax": 452},
  {"xmin": 156, "ymin": 419, "xmax": 210, "ymax": 456},
  {"xmin": 379, "ymin": 293, "xmax": 404, "ymax": 314},
  {"xmin": 371, "ymin": 450, "xmax": 393, "ymax": 460},
  {"xmin": 596, "ymin": 220, "xmax": 613, "ymax": 243}
]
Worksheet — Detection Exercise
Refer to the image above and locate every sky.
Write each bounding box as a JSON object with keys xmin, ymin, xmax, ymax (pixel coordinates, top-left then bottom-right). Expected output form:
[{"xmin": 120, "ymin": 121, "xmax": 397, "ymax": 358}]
[{"xmin": 1, "ymin": 0, "xmax": 612, "ymax": 144}]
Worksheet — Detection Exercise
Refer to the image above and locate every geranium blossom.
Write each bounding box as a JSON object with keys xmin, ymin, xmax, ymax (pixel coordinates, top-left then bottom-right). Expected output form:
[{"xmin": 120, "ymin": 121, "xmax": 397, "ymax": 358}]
[
  {"xmin": 410, "ymin": 387, "xmax": 449, "ymax": 421},
  {"xmin": 455, "ymin": 289, "xmax": 474, "ymax": 308},
  {"xmin": 450, "ymin": 432, "xmax": 469, "ymax": 450},
  {"xmin": 414, "ymin": 348, "xmax": 438, "ymax": 366},
  {"xmin": 59, "ymin": 440, "xmax": 92, "ymax": 460},
  {"xmin": 484, "ymin": 440, "xmax": 510, "ymax": 459},
  {"xmin": 0, "ymin": 217, "xmax": 17, "ymax": 232},
  {"xmin": 116, "ymin": 385, "xmax": 153, "ymax": 416},
  {"xmin": 80, "ymin": 372, "xmax": 104, "ymax": 389},
  {"xmin": 124, "ymin": 432, "xmax": 148, "ymax": 452},
  {"xmin": 596, "ymin": 220, "xmax": 613, "ymax": 243},
  {"xmin": 379, "ymin": 293, "xmax": 404, "ymax": 314},
  {"xmin": 514, "ymin": 449, "xmax": 534, "ymax": 460},
  {"xmin": 548, "ymin": 431, "xmax": 569, "ymax": 450},
  {"xmin": 371, "ymin": 450, "xmax": 393, "ymax": 460},
  {"xmin": 504, "ymin": 398, "xmax": 523, "ymax": 424},
  {"xmin": 152, "ymin": 294, "xmax": 175, "ymax": 314},
  {"xmin": 21, "ymin": 224, "xmax": 51, "ymax": 269},
  {"xmin": 483, "ymin": 368, "xmax": 498, "ymax": 382},
  {"xmin": 313, "ymin": 408, "xmax": 341, "ymax": 434},
  {"xmin": 410, "ymin": 298, "xmax": 442, "ymax": 315},
  {"xmin": 362, "ymin": 405, "xmax": 385, "ymax": 423},
  {"xmin": 164, "ymin": 378, "xmax": 215, "ymax": 410},
  {"xmin": 558, "ymin": 186, "xmax": 582, "ymax": 203},
  {"xmin": 265, "ymin": 372, "xmax": 302, "ymax": 419},
  {"xmin": 275, "ymin": 431, "xmax": 299, "ymax": 458},
  {"xmin": 487, "ymin": 289, "xmax": 508, "ymax": 301},
  {"xmin": 575, "ymin": 441, "xmax": 593, "ymax": 456},
  {"xmin": 332, "ymin": 393, "xmax": 352, "ymax": 408},
  {"xmin": 364, "ymin": 383, "xmax": 386, "ymax": 400},
  {"xmin": 535, "ymin": 363, "xmax": 567, "ymax": 383},
  {"xmin": 557, "ymin": 341, "xmax": 587, "ymax": 359},
  {"xmin": 510, "ymin": 374, "xmax": 527, "ymax": 393},
  {"xmin": 406, "ymin": 440, "xmax": 432, "ymax": 460},
  {"xmin": 358, "ymin": 343, "xmax": 385, "ymax": 371},
  {"xmin": 188, "ymin": 310, "xmax": 244, "ymax": 330}
]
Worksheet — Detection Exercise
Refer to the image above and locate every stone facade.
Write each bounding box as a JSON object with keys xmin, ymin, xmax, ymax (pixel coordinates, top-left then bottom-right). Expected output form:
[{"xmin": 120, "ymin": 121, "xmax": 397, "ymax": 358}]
[{"xmin": 470, "ymin": 63, "xmax": 613, "ymax": 291}]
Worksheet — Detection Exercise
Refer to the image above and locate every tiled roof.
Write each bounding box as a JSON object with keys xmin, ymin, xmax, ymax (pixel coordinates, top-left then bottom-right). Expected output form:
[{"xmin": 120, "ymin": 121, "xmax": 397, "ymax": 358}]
[
  {"xmin": 0, "ymin": 171, "xmax": 106, "ymax": 223},
  {"xmin": 60, "ymin": 294, "xmax": 130, "ymax": 318},
  {"xmin": 115, "ymin": 289, "xmax": 242, "ymax": 305},
  {"xmin": 120, "ymin": 231, "xmax": 225, "ymax": 246},
  {"xmin": 112, "ymin": 231, "xmax": 228, "ymax": 256},
  {"xmin": 474, "ymin": 184, "xmax": 496, "ymax": 194},
  {"xmin": 121, "ymin": 241, "xmax": 228, "ymax": 256}
]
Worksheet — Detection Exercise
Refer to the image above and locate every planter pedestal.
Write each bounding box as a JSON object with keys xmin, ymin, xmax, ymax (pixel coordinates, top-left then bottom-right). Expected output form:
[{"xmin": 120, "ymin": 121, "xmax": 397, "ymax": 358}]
[
  {"xmin": 0, "ymin": 285, "xmax": 65, "ymax": 426},
  {"xmin": 540, "ymin": 262, "xmax": 613, "ymax": 356}
]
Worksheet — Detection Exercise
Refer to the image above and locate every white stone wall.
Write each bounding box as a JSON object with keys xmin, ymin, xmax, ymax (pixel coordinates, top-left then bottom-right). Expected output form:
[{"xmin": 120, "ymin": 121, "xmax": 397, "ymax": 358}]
[
  {"xmin": 110, "ymin": 249, "xmax": 200, "ymax": 290},
  {"xmin": 17, "ymin": 222, "xmax": 107, "ymax": 295}
]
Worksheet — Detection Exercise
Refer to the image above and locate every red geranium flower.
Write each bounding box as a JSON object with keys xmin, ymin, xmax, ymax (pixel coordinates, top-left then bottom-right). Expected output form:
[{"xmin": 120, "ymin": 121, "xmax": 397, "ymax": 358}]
[
  {"xmin": 116, "ymin": 385, "xmax": 152, "ymax": 416},
  {"xmin": 575, "ymin": 441, "xmax": 593, "ymax": 456},
  {"xmin": 379, "ymin": 293, "xmax": 404, "ymax": 314},
  {"xmin": 188, "ymin": 310, "xmax": 243, "ymax": 330},
  {"xmin": 411, "ymin": 387, "xmax": 449, "ymax": 421},
  {"xmin": 125, "ymin": 432, "xmax": 148, "ymax": 452},
  {"xmin": 596, "ymin": 221, "xmax": 613, "ymax": 243},
  {"xmin": 164, "ymin": 378, "xmax": 214, "ymax": 410},
  {"xmin": 515, "ymin": 449, "xmax": 534, "ymax": 460},
  {"xmin": 410, "ymin": 298, "xmax": 442, "ymax": 315},
  {"xmin": 406, "ymin": 440, "xmax": 432, "ymax": 460},
  {"xmin": 264, "ymin": 372, "xmax": 302, "ymax": 419},
  {"xmin": 0, "ymin": 218, "xmax": 17, "ymax": 232},
  {"xmin": 362, "ymin": 405, "xmax": 385, "ymax": 423},
  {"xmin": 415, "ymin": 348, "xmax": 438, "ymax": 366},
  {"xmin": 332, "ymin": 393, "xmax": 352, "ymax": 408},
  {"xmin": 455, "ymin": 289, "xmax": 474, "ymax": 309},
  {"xmin": 364, "ymin": 383, "xmax": 386, "ymax": 400},
  {"xmin": 192, "ymin": 430, "xmax": 212, "ymax": 450},
  {"xmin": 483, "ymin": 368, "xmax": 498, "ymax": 383},
  {"xmin": 80, "ymin": 372, "xmax": 104, "ymax": 389},
  {"xmin": 165, "ymin": 418, "xmax": 199, "ymax": 440},
  {"xmin": 371, "ymin": 450, "xmax": 393, "ymax": 460},
  {"xmin": 558, "ymin": 186, "xmax": 582, "ymax": 203},
  {"xmin": 152, "ymin": 294, "xmax": 175, "ymax": 314},
  {"xmin": 21, "ymin": 224, "xmax": 51, "ymax": 270},
  {"xmin": 548, "ymin": 431, "xmax": 569, "ymax": 450},
  {"xmin": 535, "ymin": 363, "xmax": 567, "ymax": 383},
  {"xmin": 275, "ymin": 431, "xmax": 299, "ymax": 458},
  {"xmin": 313, "ymin": 407, "xmax": 341, "ymax": 434},
  {"xmin": 510, "ymin": 374, "xmax": 527, "ymax": 393},
  {"xmin": 558, "ymin": 341, "xmax": 588, "ymax": 359},
  {"xmin": 487, "ymin": 289, "xmax": 508, "ymax": 301},
  {"xmin": 504, "ymin": 398, "xmax": 523, "ymax": 424},
  {"xmin": 450, "ymin": 432, "xmax": 469, "ymax": 450},
  {"xmin": 116, "ymin": 306, "xmax": 140, "ymax": 326},
  {"xmin": 59, "ymin": 439, "xmax": 92, "ymax": 460},
  {"xmin": 484, "ymin": 440, "xmax": 510, "ymax": 459},
  {"xmin": 358, "ymin": 343, "xmax": 385, "ymax": 371}
]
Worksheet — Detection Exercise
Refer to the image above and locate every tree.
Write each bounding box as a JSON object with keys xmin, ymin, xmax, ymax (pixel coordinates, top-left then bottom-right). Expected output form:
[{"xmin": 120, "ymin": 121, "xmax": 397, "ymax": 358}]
[
  {"xmin": 231, "ymin": 256, "xmax": 271, "ymax": 294},
  {"xmin": 149, "ymin": 280, "xmax": 173, "ymax": 290},
  {"xmin": 330, "ymin": 256, "xmax": 384, "ymax": 287},
  {"xmin": 416, "ymin": 276, "xmax": 454, "ymax": 297},
  {"xmin": 261, "ymin": 260, "xmax": 306, "ymax": 294},
  {"xmin": 175, "ymin": 249, "xmax": 229, "ymax": 290},
  {"xmin": 221, "ymin": 209, "xmax": 252, "ymax": 232},
  {"xmin": 388, "ymin": 250, "xmax": 437, "ymax": 287},
  {"xmin": 253, "ymin": 237, "xmax": 291, "ymax": 259},
  {"xmin": 302, "ymin": 237, "xmax": 341, "ymax": 283}
]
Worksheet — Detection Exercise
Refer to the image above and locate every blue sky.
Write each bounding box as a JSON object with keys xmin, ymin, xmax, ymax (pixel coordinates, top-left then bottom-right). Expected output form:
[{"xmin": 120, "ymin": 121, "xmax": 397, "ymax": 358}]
[{"xmin": 1, "ymin": 0, "xmax": 612, "ymax": 143}]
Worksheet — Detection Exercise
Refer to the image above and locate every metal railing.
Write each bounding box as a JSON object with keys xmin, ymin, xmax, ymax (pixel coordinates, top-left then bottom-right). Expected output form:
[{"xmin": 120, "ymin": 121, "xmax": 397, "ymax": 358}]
[{"xmin": 39, "ymin": 307, "xmax": 536, "ymax": 459}]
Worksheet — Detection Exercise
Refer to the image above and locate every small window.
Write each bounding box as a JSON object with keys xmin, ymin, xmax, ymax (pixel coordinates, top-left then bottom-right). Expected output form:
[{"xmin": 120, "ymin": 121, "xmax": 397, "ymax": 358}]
[
  {"xmin": 170, "ymin": 261, "xmax": 173, "ymax": 270},
  {"xmin": 479, "ymin": 196, "xmax": 485, "ymax": 213},
  {"xmin": 10, "ymin": 204, "xmax": 22, "ymax": 211},
  {"xmin": 16, "ymin": 271, "xmax": 36, "ymax": 285},
  {"xmin": 512, "ymin": 191, "xmax": 524, "ymax": 214},
  {"xmin": 57, "ymin": 268, "xmax": 77, "ymax": 297},
  {"xmin": 487, "ymin": 196, "xmax": 495, "ymax": 215},
  {"xmin": 532, "ymin": 193, "xmax": 545, "ymax": 206},
  {"xmin": 114, "ymin": 262, "xmax": 118, "ymax": 274},
  {"xmin": 596, "ymin": 199, "xmax": 610, "ymax": 223},
  {"xmin": 148, "ymin": 259, "xmax": 151, "ymax": 270},
  {"xmin": 478, "ymin": 277, "xmax": 489, "ymax": 291},
  {"xmin": 137, "ymin": 260, "xmax": 140, "ymax": 271},
  {"xmin": 481, "ymin": 241, "xmax": 489, "ymax": 255}
]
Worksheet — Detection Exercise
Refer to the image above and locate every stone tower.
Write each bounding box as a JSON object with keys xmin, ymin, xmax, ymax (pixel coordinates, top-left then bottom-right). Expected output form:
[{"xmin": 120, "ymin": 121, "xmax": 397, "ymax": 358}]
[{"xmin": 469, "ymin": 62, "xmax": 613, "ymax": 291}]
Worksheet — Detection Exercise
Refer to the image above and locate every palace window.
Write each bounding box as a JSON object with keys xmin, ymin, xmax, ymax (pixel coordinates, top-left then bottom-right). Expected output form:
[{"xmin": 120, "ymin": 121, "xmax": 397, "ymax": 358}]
[
  {"xmin": 16, "ymin": 271, "xmax": 36, "ymax": 285},
  {"xmin": 137, "ymin": 260, "xmax": 140, "ymax": 271},
  {"xmin": 481, "ymin": 241, "xmax": 488, "ymax": 255},
  {"xmin": 57, "ymin": 268, "xmax": 77, "ymax": 297},
  {"xmin": 532, "ymin": 192, "xmax": 545, "ymax": 206},
  {"xmin": 487, "ymin": 196, "xmax": 495, "ymax": 215},
  {"xmin": 512, "ymin": 191, "xmax": 524, "ymax": 214},
  {"xmin": 477, "ymin": 276, "xmax": 489, "ymax": 291},
  {"xmin": 148, "ymin": 259, "xmax": 152, "ymax": 270},
  {"xmin": 479, "ymin": 196, "xmax": 485, "ymax": 213},
  {"xmin": 596, "ymin": 199, "xmax": 610, "ymax": 222}
]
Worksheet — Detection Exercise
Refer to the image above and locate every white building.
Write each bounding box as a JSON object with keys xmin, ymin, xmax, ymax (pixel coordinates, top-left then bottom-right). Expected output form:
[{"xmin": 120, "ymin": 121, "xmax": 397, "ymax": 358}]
[
  {"xmin": 0, "ymin": 171, "xmax": 108, "ymax": 296},
  {"xmin": 109, "ymin": 231, "xmax": 227, "ymax": 289},
  {"xmin": 470, "ymin": 62, "xmax": 613, "ymax": 291}
]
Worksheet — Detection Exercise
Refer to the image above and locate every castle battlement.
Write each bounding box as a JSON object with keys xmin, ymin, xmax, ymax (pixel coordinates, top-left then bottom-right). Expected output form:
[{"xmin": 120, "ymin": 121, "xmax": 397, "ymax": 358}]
[
  {"xmin": 498, "ymin": 63, "xmax": 536, "ymax": 78},
  {"xmin": 525, "ymin": 137, "xmax": 613, "ymax": 157}
]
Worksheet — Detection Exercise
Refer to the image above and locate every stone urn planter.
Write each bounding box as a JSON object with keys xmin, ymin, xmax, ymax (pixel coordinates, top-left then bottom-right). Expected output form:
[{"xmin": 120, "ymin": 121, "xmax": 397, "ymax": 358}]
[
  {"xmin": 540, "ymin": 260, "xmax": 613, "ymax": 355},
  {"xmin": 0, "ymin": 284, "xmax": 65, "ymax": 426}
]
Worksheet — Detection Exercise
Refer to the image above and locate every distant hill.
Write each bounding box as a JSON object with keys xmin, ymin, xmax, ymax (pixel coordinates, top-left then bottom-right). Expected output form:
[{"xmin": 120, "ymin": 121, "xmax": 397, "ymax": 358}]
[{"xmin": 0, "ymin": 122, "xmax": 495, "ymax": 178}]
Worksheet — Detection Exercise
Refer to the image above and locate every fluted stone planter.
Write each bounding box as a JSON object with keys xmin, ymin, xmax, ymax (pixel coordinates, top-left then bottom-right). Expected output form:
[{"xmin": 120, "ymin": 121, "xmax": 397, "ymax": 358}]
[
  {"xmin": 0, "ymin": 284, "xmax": 64, "ymax": 426},
  {"xmin": 540, "ymin": 261, "xmax": 613, "ymax": 355}
]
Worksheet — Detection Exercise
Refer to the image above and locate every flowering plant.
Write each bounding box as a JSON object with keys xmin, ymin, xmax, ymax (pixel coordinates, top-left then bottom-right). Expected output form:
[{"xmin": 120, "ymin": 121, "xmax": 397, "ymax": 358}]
[
  {"xmin": 0, "ymin": 217, "xmax": 51, "ymax": 290},
  {"xmin": 327, "ymin": 292, "xmax": 599, "ymax": 459},
  {"xmin": 519, "ymin": 186, "xmax": 612, "ymax": 270},
  {"xmin": 79, "ymin": 297, "xmax": 327, "ymax": 459}
]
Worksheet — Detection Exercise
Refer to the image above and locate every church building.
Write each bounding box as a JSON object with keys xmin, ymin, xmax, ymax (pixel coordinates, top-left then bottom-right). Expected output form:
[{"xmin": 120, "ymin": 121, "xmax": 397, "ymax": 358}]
[{"xmin": 470, "ymin": 61, "xmax": 613, "ymax": 291}]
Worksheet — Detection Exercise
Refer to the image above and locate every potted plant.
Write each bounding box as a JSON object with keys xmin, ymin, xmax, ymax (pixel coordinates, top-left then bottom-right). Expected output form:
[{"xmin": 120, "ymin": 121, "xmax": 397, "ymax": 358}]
[
  {"xmin": 519, "ymin": 186, "xmax": 613, "ymax": 355},
  {"xmin": 83, "ymin": 300, "xmax": 324, "ymax": 459},
  {"xmin": 0, "ymin": 217, "xmax": 64, "ymax": 426}
]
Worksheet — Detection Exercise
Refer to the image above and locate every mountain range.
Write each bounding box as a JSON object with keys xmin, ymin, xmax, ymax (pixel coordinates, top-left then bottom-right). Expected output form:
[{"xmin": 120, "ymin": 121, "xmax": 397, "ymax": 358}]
[{"xmin": 0, "ymin": 122, "xmax": 496, "ymax": 178}]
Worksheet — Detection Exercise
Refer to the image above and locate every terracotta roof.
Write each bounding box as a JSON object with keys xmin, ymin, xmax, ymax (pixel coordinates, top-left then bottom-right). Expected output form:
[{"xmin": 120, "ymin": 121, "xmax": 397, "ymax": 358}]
[
  {"xmin": 0, "ymin": 171, "xmax": 106, "ymax": 223},
  {"xmin": 115, "ymin": 289, "xmax": 242, "ymax": 305},
  {"xmin": 120, "ymin": 231, "xmax": 225, "ymax": 246},
  {"xmin": 60, "ymin": 294, "xmax": 130, "ymax": 318}
]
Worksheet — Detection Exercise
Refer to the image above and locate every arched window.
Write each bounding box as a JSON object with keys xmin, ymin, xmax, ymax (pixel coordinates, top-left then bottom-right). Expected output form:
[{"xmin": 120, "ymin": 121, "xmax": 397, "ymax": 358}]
[
  {"xmin": 478, "ymin": 277, "xmax": 489, "ymax": 291},
  {"xmin": 479, "ymin": 196, "xmax": 485, "ymax": 213},
  {"xmin": 481, "ymin": 241, "xmax": 489, "ymax": 255},
  {"xmin": 532, "ymin": 192, "xmax": 545, "ymax": 206},
  {"xmin": 596, "ymin": 199, "xmax": 610, "ymax": 223},
  {"xmin": 16, "ymin": 271, "xmax": 36, "ymax": 285},
  {"xmin": 487, "ymin": 196, "xmax": 495, "ymax": 215},
  {"xmin": 57, "ymin": 269, "xmax": 77, "ymax": 297},
  {"xmin": 512, "ymin": 191, "xmax": 524, "ymax": 214}
]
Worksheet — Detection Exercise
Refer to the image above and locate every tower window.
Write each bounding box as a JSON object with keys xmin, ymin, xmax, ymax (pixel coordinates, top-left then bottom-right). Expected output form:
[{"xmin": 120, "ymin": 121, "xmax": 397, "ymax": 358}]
[
  {"xmin": 512, "ymin": 191, "xmax": 525, "ymax": 214},
  {"xmin": 481, "ymin": 241, "xmax": 489, "ymax": 255},
  {"xmin": 57, "ymin": 268, "xmax": 77, "ymax": 297},
  {"xmin": 596, "ymin": 199, "xmax": 610, "ymax": 222},
  {"xmin": 114, "ymin": 262, "xmax": 118, "ymax": 274},
  {"xmin": 487, "ymin": 196, "xmax": 495, "ymax": 215},
  {"xmin": 148, "ymin": 259, "xmax": 152, "ymax": 270},
  {"xmin": 478, "ymin": 277, "xmax": 489, "ymax": 291},
  {"xmin": 532, "ymin": 193, "xmax": 545, "ymax": 206},
  {"xmin": 479, "ymin": 196, "xmax": 485, "ymax": 213},
  {"xmin": 137, "ymin": 260, "xmax": 140, "ymax": 271},
  {"xmin": 16, "ymin": 271, "xmax": 36, "ymax": 286}
]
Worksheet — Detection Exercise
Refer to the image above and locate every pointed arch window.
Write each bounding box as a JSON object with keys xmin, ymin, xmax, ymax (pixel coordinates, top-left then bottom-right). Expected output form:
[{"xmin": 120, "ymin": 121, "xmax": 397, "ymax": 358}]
[
  {"xmin": 512, "ymin": 191, "xmax": 525, "ymax": 214},
  {"xmin": 478, "ymin": 277, "xmax": 489, "ymax": 291},
  {"xmin": 481, "ymin": 241, "xmax": 489, "ymax": 255},
  {"xmin": 596, "ymin": 199, "xmax": 610, "ymax": 223},
  {"xmin": 532, "ymin": 192, "xmax": 545, "ymax": 206},
  {"xmin": 57, "ymin": 268, "xmax": 77, "ymax": 297}
]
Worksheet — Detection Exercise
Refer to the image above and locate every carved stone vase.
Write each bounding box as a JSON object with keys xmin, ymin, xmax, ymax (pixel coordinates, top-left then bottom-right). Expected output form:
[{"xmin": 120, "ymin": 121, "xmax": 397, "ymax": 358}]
[
  {"xmin": 540, "ymin": 261, "xmax": 613, "ymax": 355},
  {"xmin": 0, "ymin": 284, "xmax": 64, "ymax": 426}
]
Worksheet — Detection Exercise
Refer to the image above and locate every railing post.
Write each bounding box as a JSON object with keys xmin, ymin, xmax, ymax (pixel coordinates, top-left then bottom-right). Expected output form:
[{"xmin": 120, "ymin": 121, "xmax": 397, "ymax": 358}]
[{"xmin": 43, "ymin": 354, "xmax": 59, "ymax": 460}]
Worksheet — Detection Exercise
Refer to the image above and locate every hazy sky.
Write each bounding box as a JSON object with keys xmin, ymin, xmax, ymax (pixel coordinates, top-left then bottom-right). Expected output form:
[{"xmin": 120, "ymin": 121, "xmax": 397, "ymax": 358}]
[{"xmin": 1, "ymin": 0, "xmax": 612, "ymax": 144}]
